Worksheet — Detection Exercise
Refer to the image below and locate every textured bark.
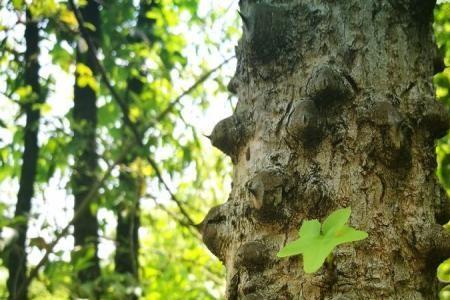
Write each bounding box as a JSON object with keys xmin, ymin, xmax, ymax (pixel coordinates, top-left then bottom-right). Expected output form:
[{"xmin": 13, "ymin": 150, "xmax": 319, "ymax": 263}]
[
  {"xmin": 71, "ymin": 0, "xmax": 101, "ymax": 291},
  {"xmin": 114, "ymin": 0, "xmax": 157, "ymax": 290},
  {"xmin": 202, "ymin": 1, "xmax": 450, "ymax": 299},
  {"xmin": 6, "ymin": 10, "xmax": 41, "ymax": 300}
]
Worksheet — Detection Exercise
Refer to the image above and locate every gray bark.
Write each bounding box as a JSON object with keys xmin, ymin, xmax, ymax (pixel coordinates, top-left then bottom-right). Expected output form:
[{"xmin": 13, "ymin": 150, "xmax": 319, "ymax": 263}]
[{"xmin": 202, "ymin": 1, "xmax": 450, "ymax": 299}]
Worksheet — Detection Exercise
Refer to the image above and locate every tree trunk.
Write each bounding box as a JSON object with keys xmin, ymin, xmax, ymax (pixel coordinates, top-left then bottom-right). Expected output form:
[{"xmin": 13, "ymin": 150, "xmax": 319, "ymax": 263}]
[
  {"xmin": 71, "ymin": 0, "xmax": 101, "ymax": 293},
  {"xmin": 7, "ymin": 9, "xmax": 41, "ymax": 300},
  {"xmin": 114, "ymin": 0, "xmax": 157, "ymax": 291},
  {"xmin": 115, "ymin": 171, "xmax": 141, "ymax": 281},
  {"xmin": 202, "ymin": 1, "xmax": 450, "ymax": 299}
]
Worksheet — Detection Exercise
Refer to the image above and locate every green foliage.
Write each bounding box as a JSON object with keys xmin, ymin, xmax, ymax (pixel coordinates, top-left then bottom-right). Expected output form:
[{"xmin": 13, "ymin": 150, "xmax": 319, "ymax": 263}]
[
  {"xmin": 435, "ymin": 3, "xmax": 450, "ymax": 191},
  {"xmin": 1, "ymin": 0, "xmax": 239, "ymax": 298},
  {"xmin": 277, "ymin": 208, "xmax": 368, "ymax": 273},
  {"xmin": 140, "ymin": 212, "xmax": 224, "ymax": 300},
  {"xmin": 438, "ymin": 258, "xmax": 450, "ymax": 283},
  {"xmin": 434, "ymin": 4, "xmax": 450, "ymax": 297},
  {"xmin": 440, "ymin": 285, "xmax": 450, "ymax": 300}
]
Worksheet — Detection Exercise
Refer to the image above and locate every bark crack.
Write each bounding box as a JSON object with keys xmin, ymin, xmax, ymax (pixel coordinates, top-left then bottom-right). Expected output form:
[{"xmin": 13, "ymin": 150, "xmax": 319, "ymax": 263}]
[{"xmin": 276, "ymin": 98, "xmax": 294, "ymax": 135}]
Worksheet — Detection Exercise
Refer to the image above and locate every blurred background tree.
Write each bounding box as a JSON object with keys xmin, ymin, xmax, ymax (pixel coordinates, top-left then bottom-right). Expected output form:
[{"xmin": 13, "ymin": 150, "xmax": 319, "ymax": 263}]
[
  {"xmin": 2, "ymin": 0, "xmax": 450, "ymax": 299},
  {"xmin": 0, "ymin": 0, "xmax": 238, "ymax": 299}
]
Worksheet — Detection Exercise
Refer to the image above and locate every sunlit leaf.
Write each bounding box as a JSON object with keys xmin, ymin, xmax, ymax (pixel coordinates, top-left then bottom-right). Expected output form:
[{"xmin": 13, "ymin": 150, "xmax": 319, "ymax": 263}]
[
  {"xmin": 440, "ymin": 285, "xmax": 450, "ymax": 300},
  {"xmin": 59, "ymin": 9, "xmax": 78, "ymax": 27},
  {"xmin": 438, "ymin": 259, "xmax": 450, "ymax": 283},
  {"xmin": 277, "ymin": 208, "xmax": 368, "ymax": 273}
]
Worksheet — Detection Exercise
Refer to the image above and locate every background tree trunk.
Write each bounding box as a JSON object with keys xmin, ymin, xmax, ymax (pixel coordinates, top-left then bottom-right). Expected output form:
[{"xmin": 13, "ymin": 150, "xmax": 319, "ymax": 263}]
[
  {"xmin": 71, "ymin": 0, "xmax": 101, "ymax": 293},
  {"xmin": 7, "ymin": 9, "xmax": 41, "ymax": 300},
  {"xmin": 114, "ymin": 0, "xmax": 157, "ymax": 291},
  {"xmin": 202, "ymin": 1, "xmax": 450, "ymax": 299}
]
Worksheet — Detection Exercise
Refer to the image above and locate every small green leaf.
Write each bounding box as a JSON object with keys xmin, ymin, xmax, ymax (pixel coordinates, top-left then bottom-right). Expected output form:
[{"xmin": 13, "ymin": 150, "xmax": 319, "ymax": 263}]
[
  {"xmin": 83, "ymin": 22, "xmax": 97, "ymax": 32},
  {"xmin": 12, "ymin": 0, "xmax": 23, "ymax": 10},
  {"xmin": 277, "ymin": 207, "xmax": 368, "ymax": 274},
  {"xmin": 331, "ymin": 226, "xmax": 368, "ymax": 244},
  {"xmin": 298, "ymin": 219, "xmax": 321, "ymax": 238},
  {"xmin": 322, "ymin": 207, "xmax": 351, "ymax": 235},
  {"xmin": 440, "ymin": 285, "xmax": 450, "ymax": 300},
  {"xmin": 444, "ymin": 221, "xmax": 450, "ymax": 233},
  {"xmin": 277, "ymin": 238, "xmax": 309, "ymax": 258},
  {"xmin": 277, "ymin": 220, "xmax": 320, "ymax": 257},
  {"xmin": 438, "ymin": 258, "xmax": 450, "ymax": 283},
  {"xmin": 302, "ymin": 240, "xmax": 335, "ymax": 273}
]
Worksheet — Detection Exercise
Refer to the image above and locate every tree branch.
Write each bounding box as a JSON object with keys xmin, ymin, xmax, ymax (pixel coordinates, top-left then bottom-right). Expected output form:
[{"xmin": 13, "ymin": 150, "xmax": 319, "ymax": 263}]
[{"xmin": 154, "ymin": 56, "xmax": 234, "ymax": 123}]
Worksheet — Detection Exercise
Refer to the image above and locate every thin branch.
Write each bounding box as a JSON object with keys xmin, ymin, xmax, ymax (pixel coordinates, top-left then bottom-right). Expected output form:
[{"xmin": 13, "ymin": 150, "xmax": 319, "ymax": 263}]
[
  {"xmin": 147, "ymin": 195, "xmax": 200, "ymax": 239},
  {"xmin": 154, "ymin": 56, "xmax": 234, "ymax": 124}
]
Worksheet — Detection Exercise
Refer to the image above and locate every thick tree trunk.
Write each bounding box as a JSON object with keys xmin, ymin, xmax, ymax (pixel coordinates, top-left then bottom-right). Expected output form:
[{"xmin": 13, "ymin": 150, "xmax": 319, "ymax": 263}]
[
  {"xmin": 71, "ymin": 0, "xmax": 101, "ymax": 292},
  {"xmin": 7, "ymin": 10, "xmax": 41, "ymax": 300},
  {"xmin": 202, "ymin": 1, "xmax": 450, "ymax": 299},
  {"xmin": 114, "ymin": 0, "xmax": 157, "ymax": 290}
]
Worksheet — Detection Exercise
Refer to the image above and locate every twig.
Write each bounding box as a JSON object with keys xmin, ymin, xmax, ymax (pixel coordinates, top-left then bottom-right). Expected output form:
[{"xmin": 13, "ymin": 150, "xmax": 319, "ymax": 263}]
[
  {"xmin": 148, "ymin": 196, "xmax": 200, "ymax": 239},
  {"xmin": 154, "ymin": 56, "xmax": 234, "ymax": 124}
]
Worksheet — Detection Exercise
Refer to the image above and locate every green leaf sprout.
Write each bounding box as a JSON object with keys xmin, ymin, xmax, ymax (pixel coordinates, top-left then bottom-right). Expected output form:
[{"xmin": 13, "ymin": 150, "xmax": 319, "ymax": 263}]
[{"xmin": 277, "ymin": 207, "xmax": 368, "ymax": 273}]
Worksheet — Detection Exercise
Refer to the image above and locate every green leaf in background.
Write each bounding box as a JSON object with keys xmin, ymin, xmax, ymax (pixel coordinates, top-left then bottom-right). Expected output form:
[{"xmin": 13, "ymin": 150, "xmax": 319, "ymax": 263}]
[
  {"xmin": 440, "ymin": 285, "xmax": 450, "ymax": 300},
  {"xmin": 438, "ymin": 258, "xmax": 450, "ymax": 283},
  {"xmin": 277, "ymin": 207, "xmax": 368, "ymax": 273},
  {"xmin": 0, "ymin": 0, "xmax": 238, "ymax": 297}
]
